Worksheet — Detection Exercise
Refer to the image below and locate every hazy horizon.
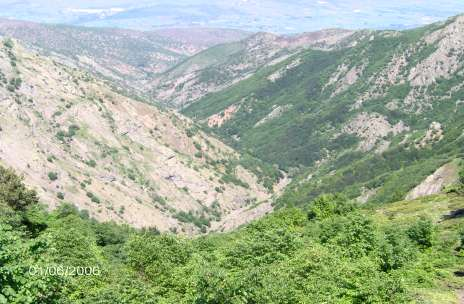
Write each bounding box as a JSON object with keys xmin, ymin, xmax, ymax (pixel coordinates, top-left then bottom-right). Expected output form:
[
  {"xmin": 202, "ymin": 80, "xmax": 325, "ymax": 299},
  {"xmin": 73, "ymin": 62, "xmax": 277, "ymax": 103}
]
[{"xmin": 0, "ymin": 1, "xmax": 464, "ymax": 33}]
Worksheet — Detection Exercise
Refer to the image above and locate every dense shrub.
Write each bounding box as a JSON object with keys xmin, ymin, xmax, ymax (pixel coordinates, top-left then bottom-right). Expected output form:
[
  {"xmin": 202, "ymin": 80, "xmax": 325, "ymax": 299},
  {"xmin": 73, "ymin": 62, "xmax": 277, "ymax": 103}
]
[
  {"xmin": 307, "ymin": 194, "xmax": 355, "ymax": 220},
  {"xmin": 48, "ymin": 172, "xmax": 58, "ymax": 181},
  {"xmin": 0, "ymin": 166, "xmax": 461, "ymax": 303},
  {"xmin": 407, "ymin": 217, "xmax": 434, "ymax": 248},
  {"xmin": 378, "ymin": 227, "xmax": 415, "ymax": 271},
  {"xmin": 0, "ymin": 166, "xmax": 38, "ymax": 211}
]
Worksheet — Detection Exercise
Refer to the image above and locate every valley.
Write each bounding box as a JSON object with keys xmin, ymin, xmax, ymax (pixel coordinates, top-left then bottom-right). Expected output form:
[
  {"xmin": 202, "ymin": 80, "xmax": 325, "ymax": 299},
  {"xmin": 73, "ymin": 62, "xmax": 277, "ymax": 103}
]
[
  {"xmin": 2, "ymin": 15, "xmax": 464, "ymax": 232},
  {"xmin": 0, "ymin": 9, "xmax": 464, "ymax": 303},
  {"xmin": 181, "ymin": 16, "xmax": 464, "ymax": 208}
]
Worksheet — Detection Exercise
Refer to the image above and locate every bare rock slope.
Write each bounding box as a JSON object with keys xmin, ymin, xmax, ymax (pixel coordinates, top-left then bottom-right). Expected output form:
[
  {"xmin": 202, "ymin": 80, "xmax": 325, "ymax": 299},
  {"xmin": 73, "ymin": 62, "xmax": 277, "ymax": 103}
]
[
  {"xmin": 0, "ymin": 38, "xmax": 273, "ymax": 233},
  {"xmin": 406, "ymin": 162, "xmax": 460, "ymax": 200}
]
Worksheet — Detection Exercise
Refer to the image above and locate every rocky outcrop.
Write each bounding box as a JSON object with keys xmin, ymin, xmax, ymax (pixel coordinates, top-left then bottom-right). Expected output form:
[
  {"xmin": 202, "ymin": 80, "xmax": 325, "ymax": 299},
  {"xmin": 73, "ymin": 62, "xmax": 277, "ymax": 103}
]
[
  {"xmin": 207, "ymin": 104, "xmax": 240, "ymax": 128},
  {"xmin": 254, "ymin": 105, "xmax": 291, "ymax": 127},
  {"xmin": 409, "ymin": 16, "xmax": 464, "ymax": 86},
  {"xmin": 267, "ymin": 59, "xmax": 302, "ymax": 82},
  {"xmin": 343, "ymin": 112, "xmax": 409, "ymax": 152},
  {"xmin": 406, "ymin": 162, "xmax": 459, "ymax": 200},
  {"xmin": 327, "ymin": 62, "xmax": 365, "ymax": 96},
  {"xmin": 417, "ymin": 122, "xmax": 444, "ymax": 148}
]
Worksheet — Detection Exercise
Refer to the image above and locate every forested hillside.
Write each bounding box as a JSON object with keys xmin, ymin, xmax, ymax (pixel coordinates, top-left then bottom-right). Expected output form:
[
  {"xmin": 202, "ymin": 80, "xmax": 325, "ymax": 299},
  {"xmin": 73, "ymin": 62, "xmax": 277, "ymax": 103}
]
[
  {"xmin": 183, "ymin": 15, "xmax": 464, "ymax": 207},
  {"xmin": 1, "ymin": 165, "xmax": 463, "ymax": 303}
]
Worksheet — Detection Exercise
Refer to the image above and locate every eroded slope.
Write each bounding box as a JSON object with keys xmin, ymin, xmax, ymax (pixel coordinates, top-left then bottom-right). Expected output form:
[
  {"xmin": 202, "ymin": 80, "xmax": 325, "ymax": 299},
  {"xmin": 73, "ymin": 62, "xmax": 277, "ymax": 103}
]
[{"xmin": 0, "ymin": 38, "xmax": 273, "ymax": 233}]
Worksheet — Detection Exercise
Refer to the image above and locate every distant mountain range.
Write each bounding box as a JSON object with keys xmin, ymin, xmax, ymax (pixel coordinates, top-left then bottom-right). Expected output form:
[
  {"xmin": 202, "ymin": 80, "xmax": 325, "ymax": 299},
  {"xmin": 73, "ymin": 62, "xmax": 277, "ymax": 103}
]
[
  {"xmin": 0, "ymin": 18, "xmax": 250, "ymax": 97},
  {"xmin": 2, "ymin": 1, "xmax": 464, "ymax": 33}
]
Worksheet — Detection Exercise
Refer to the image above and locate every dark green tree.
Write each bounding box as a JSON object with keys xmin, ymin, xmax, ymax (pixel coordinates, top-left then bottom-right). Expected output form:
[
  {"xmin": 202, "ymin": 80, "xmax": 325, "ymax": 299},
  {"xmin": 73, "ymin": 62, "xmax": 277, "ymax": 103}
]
[
  {"xmin": 307, "ymin": 194, "xmax": 355, "ymax": 221},
  {"xmin": 0, "ymin": 166, "xmax": 38, "ymax": 211},
  {"xmin": 407, "ymin": 217, "xmax": 434, "ymax": 248}
]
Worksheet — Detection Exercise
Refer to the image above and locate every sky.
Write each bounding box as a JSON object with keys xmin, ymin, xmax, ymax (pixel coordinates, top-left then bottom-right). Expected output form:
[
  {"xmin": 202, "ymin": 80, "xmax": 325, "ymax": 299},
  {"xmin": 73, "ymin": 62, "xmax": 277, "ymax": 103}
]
[{"xmin": 0, "ymin": 1, "xmax": 464, "ymax": 33}]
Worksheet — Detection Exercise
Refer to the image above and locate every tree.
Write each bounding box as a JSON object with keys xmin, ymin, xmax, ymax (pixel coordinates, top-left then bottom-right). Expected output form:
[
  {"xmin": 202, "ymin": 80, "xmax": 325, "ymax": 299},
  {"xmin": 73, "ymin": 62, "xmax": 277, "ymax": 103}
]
[
  {"xmin": 307, "ymin": 194, "xmax": 355, "ymax": 221},
  {"xmin": 378, "ymin": 228, "xmax": 415, "ymax": 271},
  {"xmin": 407, "ymin": 217, "xmax": 434, "ymax": 248},
  {"xmin": 320, "ymin": 212, "xmax": 377, "ymax": 258},
  {"xmin": 0, "ymin": 166, "xmax": 38, "ymax": 211},
  {"xmin": 0, "ymin": 223, "xmax": 63, "ymax": 303},
  {"xmin": 47, "ymin": 172, "xmax": 58, "ymax": 181}
]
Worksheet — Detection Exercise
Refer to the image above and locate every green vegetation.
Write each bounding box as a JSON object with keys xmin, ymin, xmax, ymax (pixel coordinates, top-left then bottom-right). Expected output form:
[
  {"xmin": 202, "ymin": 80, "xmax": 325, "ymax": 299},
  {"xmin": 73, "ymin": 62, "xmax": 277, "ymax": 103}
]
[
  {"xmin": 86, "ymin": 192, "xmax": 101, "ymax": 204},
  {"xmin": 1, "ymin": 166, "xmax": 463, "ymax": 303},
  {"xmin": 182, "ymin": 22, "xmax": 464, "ymax": 207},
  {"xmin": 2, "ymin": 17, "xmax": 464, "ymax": 303},
  {"xmin": 174, "ymin": 210, "xmax": 210, "ymax": 229},
  {"xmin": 459, "ymin": 163, "xmax": 464, "ymax": 194},
  {"xmin": 306, "ymin": 193, "xmax": 355, "ymax": 220},
  {"xmin": 407, "ymin": 216, "xmax": 434, "ymax": 248},
  {"xmin": 7, "ymin": 77, "xmax": 22, "ymax": 92},
  {"xmin": 0, "ymin": 166, "xmax": 38, "ymax": 211},
  {"xmin": 48, "ymin": 172, "xmax": 58, "ymax": 181},
  {"xmin": 459, "ymin": 229, "xmax": 464, "ymax": 251},
  {"xmin": 3, "ymin": 38, "xmax": 14, "ymax": 49},
  {"xmin": 186, "ymin": 126, "xmax": 199, "ymax": 138},
  {"xmin": 193, "ymin": 141, "xmax": 202, "ymax": 150},
  {"xmin": 56, "ymin": 124, "xmax": 80, "ymax": 142},
  {"xmin": 85, "ymin": 159, "xmax": 97, "ymax": 168}
]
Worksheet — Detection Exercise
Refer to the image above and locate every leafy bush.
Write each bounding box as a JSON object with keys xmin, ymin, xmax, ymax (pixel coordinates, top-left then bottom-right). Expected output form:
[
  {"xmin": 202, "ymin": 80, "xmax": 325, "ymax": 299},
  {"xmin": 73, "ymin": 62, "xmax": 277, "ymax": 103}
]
[
  {"xmin": 86, "ymin": 192, "xmax": 101, "ymax": 204},
  {"xmin": 458, "ymin": 163, "xmax": 464, "ymax": 194},
  {"xmin": 0, "ymin": 165, "xmax": 462, "ymax": 303},
  {"xmin": 407, "ymin": 217, "xmax": 434, "ymax": 248},
  {"xmin": 378, "ymin": 227, "xmax": 415, "ymax": 271},
  {"xmin": 193, "ymin": 141, "xmax": 202, "ymax": 150},
  {"xmin": 86, "ymin": 159, "xmax": 97, "ymax": 168},
  {"xmin": 319, "ymin": 212, "xmax": 377, "ymax": 258},
  {"xmin": 48, "ymin": 172, "xmax": 58, "ymax": 181},
  {"xmin": 186, "ymin": 126, "xmax": 198, "ymax": 138},
  {"xmin": 307, "ymin": 194, "xmax": 355, "ymax": 220},
  {"xmin": 126, "ymin": 234, "xmax": 191, "ymax": 287},
  {"xmin": 0, "ymin": 223, "xmax": 63, "ymax": 303},
  {"xmin": 3, "ymin": 39, "xmax": 13, "ymax": 49},
  {"xmin": 174, "ymin": 210, "xmax": 211, "ymax": 228},
  {"xmin": 56, "ymin": 124, "xmax": 80, "ymax": 142},
  {"xmin": 0, "ymin": 166, "xmax": 38, "ymax": 211}
]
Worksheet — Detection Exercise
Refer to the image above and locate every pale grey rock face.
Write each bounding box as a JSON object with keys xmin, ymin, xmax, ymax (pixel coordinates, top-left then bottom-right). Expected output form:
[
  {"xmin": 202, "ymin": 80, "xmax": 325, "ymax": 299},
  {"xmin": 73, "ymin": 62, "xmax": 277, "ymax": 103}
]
[{"xmin": 406, "ymin": 162, "xmax": 460, "ymax": 200}]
